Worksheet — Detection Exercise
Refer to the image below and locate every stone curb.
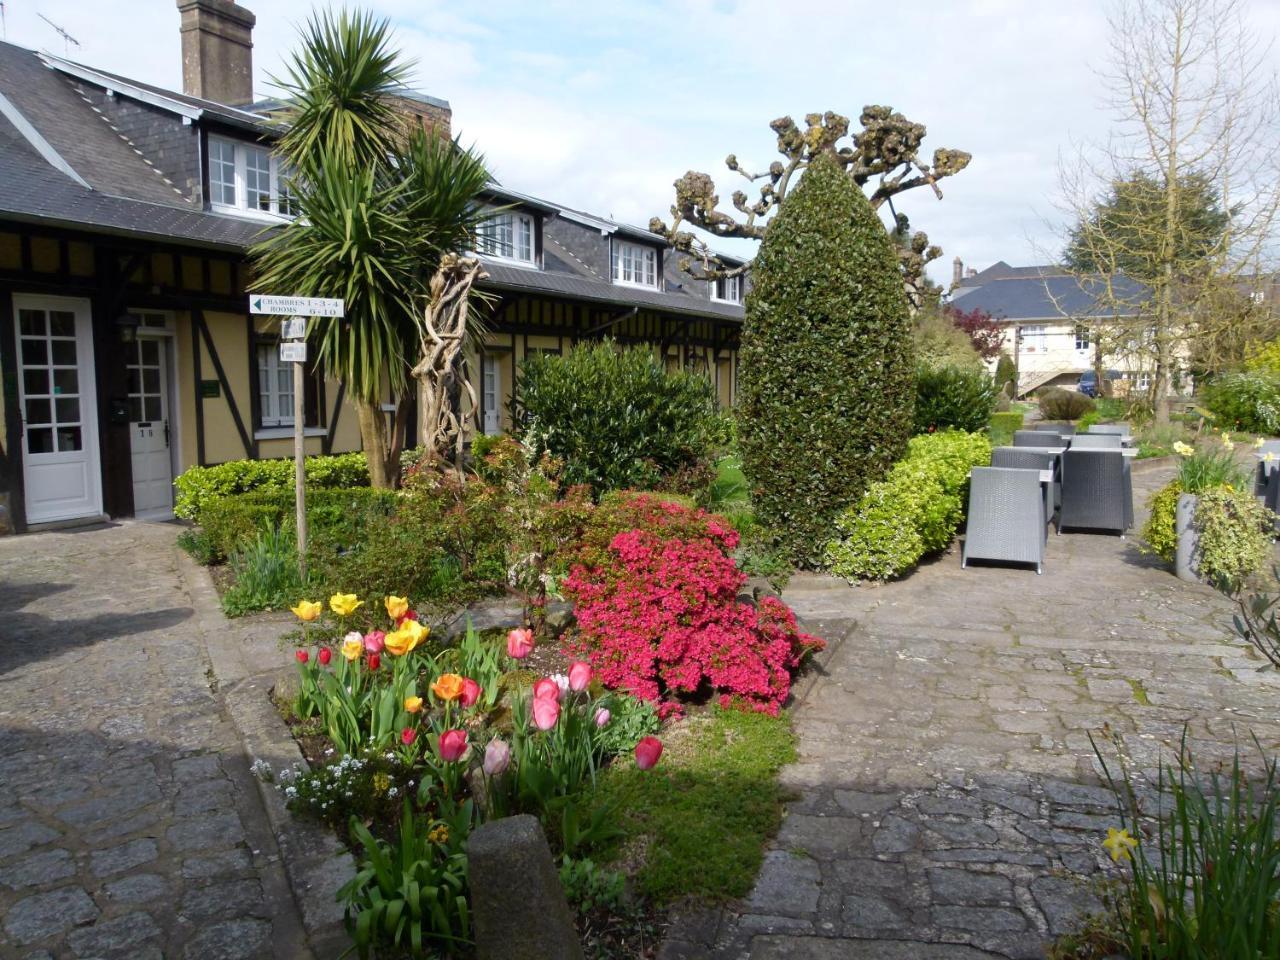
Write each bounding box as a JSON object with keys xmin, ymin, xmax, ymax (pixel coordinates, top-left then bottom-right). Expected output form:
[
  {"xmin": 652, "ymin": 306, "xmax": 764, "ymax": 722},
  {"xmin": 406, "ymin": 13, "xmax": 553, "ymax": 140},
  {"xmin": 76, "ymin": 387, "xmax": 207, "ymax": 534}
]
[
  {"xmin": 174, "ymin": 546, "xmax": 353, "ymax": 960},
  {"xmin": 1132, "ymin": 454, "xmax": 1176, "ymax": 473}
]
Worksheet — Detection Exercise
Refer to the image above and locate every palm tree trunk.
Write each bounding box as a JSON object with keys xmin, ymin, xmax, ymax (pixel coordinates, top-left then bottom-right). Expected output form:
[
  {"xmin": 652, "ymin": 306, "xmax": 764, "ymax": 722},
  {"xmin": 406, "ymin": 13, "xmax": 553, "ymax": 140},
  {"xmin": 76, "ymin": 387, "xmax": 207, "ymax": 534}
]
[{"xmin": 355, "ymin": 398, "xmax": 391, "ymax": 489}]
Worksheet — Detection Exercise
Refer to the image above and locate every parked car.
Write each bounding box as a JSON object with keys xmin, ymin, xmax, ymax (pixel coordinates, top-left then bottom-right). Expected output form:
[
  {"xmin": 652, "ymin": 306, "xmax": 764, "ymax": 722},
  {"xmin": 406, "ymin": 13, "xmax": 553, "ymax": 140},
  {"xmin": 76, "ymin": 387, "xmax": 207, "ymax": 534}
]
[{"xmin": 1078, "ymin": 369, "xmax": 1121, "ymax": 397}]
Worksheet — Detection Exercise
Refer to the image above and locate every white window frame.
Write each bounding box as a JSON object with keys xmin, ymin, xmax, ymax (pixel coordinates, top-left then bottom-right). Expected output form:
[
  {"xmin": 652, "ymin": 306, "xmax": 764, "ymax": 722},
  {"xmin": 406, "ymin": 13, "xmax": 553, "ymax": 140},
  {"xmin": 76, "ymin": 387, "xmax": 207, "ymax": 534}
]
[
  {"xmin": 1021, "ymin": 324, "xmax": 1047, "ymax": 353},
  {"xmin": 612, "ymin": 240, "xmax": 659, "ymax": 289},
  {"xmin": 208, "ymin": 135, "xmax": 297, "ymax": 221},
  {"xmin": 1074, "ymin": 324, "xmax": 1090, "ymax": 351},
  {"xmin": 475, "ymin": 208, "xmax": 537, "ymax": 266},
  {"xmin": 257, "ymin": 342, "xmax": 295, "ymax": 427},
  {"xmin": 712, "ymin": 274, "xmax": 742, "ymax": 304}
]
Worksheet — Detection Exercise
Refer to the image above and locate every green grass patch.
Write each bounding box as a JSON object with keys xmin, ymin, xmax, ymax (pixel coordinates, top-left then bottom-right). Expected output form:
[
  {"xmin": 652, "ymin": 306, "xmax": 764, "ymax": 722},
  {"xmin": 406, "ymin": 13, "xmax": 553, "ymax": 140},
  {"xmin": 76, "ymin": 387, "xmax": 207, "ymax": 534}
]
[{"xmin": 590, "ymin": 707, "xmax": 796, "ymax": 903}]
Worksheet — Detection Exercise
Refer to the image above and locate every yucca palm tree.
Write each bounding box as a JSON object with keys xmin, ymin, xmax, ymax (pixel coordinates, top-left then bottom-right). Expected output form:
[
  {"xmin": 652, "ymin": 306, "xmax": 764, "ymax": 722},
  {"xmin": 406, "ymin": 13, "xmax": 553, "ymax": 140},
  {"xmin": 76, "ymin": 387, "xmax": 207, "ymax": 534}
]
[{"xmin": 252, "ymin": 9, "xmax": 491, "ymax": 488}]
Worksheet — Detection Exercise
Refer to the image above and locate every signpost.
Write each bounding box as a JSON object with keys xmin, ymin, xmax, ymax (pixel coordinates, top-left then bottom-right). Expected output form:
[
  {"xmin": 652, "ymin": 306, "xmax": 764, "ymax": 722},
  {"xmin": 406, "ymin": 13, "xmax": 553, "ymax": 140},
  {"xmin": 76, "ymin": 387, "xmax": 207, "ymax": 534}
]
[{"xmin": 250, "ymin": 295, "xmax": 345, "ymax": 580}]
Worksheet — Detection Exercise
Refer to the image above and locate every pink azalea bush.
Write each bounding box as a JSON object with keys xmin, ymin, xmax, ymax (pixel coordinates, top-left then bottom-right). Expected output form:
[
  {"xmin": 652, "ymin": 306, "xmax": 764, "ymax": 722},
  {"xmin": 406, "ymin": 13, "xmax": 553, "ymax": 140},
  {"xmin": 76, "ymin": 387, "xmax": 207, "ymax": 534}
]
[{"xmin": 562, "ymin": 494, "xmax": 823, "ymax": 716}]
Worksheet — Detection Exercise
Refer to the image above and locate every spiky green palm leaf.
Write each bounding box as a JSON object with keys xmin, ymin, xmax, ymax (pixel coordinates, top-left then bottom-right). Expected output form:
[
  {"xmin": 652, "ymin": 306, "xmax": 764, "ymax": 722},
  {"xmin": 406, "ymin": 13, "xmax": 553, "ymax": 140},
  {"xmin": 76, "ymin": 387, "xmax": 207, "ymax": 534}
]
[{"xmin": 271, "ymin": 8, "xmax": 411, "ymax": 175}]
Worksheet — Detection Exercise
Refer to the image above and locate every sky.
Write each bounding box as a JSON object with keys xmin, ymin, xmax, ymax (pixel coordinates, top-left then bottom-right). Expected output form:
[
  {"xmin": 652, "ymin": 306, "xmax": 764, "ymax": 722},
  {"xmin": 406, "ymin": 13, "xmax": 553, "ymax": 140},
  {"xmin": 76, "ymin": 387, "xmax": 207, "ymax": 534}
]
[{"xmin": 2, "ymin": 0, "xmax": 1279, "ymax": 284}]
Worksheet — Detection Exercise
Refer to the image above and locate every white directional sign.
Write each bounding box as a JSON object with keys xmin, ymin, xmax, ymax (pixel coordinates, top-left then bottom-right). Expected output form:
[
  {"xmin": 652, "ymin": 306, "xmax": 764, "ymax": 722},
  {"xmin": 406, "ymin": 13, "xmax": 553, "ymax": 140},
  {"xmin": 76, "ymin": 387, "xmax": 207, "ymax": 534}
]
[
  {"xmin": 279, "ymin": 341, "xmax": 308, "ymax": 363},
  {"xmin": 249, "ymin": 294, "xmax": 344, "ymax": 317},
  {"xmin": 281, "ymin": 317, "xmax": 307, "ymax": 341}
]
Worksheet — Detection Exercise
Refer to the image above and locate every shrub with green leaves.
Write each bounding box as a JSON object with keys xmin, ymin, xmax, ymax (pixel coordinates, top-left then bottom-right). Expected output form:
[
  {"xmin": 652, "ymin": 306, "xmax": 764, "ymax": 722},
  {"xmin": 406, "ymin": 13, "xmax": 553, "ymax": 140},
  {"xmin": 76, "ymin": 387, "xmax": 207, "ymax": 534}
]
[
  {"xmin": 174, "ymin": 451, "xmax": 368, "ymax": 523},
  {"xmin": 512, "ymin": 340, "xmax": 718, "ymax": 495},
  {"xmin": 199, "ymin": 487, "xmax": 398, "ymax": 562},
  {"xmin": 988, "ymin": 410, "xmax": 1025, "ymax": 447},
  {"xmin": 995, "ymin": 352, "xmax": 1016, "ymax": 394},
  {"xmin": 1038, "ymin": 387, "xmax": 1094, "ymax": 421},
  {"xmin": 1195, "ymin": 488, "xmax": 1275, "ymax": 594},
  {"xmin": 738, "ymin": 152, "xmax": 913, "ymax": 567},
  {"xmin": 1141, "ymin": 480, "xmax": 1183, "ymax": 563},
  {"xmin": 914, "ymin": 364, "xmax": 997, "ymax": 434},
  {"xmin": 1201, "ymin": 371, "xmax": 1280, "ymax": 434},
  {"xmin": 824, "ymin": 430, "xmax": 991, "ymax": 581}
]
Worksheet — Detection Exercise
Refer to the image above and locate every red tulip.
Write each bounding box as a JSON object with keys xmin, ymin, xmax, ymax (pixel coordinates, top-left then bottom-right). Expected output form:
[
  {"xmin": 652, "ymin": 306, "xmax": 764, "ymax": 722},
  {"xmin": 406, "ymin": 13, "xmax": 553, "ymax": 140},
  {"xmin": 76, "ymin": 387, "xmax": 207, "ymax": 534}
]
[
  {"xmin": 400, "ymin": 727, "xmax": 417, "ymax": 746},
  {"xmin": 367, "ymin": 653, "xmax": 381, "ymax": 671},
  {"xmin": 506, "ymin": 627, "xmax": 535, "ymax": 659},
  {"xmin": 317, "ymin": 648, "xmax": 332, "ymax": 666},
  {"xmin": 438, "ymin": 729, "xmax": 468, "ymax": 762},
  {"xmin": 531, "ymin": 697, "xmax": 560, "ymax": 731},
  {"xmin": 295, "ymin": 649, "xmax": 309, "ymax": 664},
  {"xmin": 460, "ymin": 678, "xmax": 482, "ymax": 708},
  {"xmin": 396, "ymin": 609, "xmax": 419, "ymax": 627},
  {"xmin": 568, "ymin": 661, "xmax": 592, "ymax": 693},
  {"xmin": 635, "ymin": 736, "xmax": 663, "ymax": 770},
  {"xmin": 533, "ymin": 678, "xmax": 560, "ymax": 702}
]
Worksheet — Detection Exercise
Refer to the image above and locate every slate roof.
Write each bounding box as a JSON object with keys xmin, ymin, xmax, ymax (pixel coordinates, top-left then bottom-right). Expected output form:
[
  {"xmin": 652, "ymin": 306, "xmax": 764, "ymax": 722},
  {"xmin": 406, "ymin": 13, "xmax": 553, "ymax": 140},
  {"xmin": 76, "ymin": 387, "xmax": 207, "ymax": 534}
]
[
  {"xmin": 480, "ymin": 260, "xmax": 743, "ymax": 320},
  {"xmin": 952, "ymin": 273, "xmax": 1151, "ymax": 321}
]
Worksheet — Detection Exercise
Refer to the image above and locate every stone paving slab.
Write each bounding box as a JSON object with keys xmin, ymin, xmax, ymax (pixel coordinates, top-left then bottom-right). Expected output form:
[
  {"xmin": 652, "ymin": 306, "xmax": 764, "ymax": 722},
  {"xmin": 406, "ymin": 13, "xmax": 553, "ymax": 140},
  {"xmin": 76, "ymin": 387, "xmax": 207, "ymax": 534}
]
[
  {"xmin": 683, "ymin": 465, "xmax": 1280, "ymax": 959},
  {"xmin": 0, "ymin": 521, "xmax": 312, "ymax": 960}
]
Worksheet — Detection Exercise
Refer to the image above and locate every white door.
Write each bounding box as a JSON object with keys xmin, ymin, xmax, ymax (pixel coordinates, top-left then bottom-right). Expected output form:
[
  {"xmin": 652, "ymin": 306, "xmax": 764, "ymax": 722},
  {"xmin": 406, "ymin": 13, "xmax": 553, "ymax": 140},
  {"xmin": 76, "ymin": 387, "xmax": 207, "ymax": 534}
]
[
  {"xmin": 127, "ymin": 335, "xmax": 173, "ymax": 519},
  {"xmin": 482, "ymin": 355, "xmax": 501, "ymax": 435},
  {"xmin": 14, "ymin": 295, "xmax": 102, "ymax": 524}
]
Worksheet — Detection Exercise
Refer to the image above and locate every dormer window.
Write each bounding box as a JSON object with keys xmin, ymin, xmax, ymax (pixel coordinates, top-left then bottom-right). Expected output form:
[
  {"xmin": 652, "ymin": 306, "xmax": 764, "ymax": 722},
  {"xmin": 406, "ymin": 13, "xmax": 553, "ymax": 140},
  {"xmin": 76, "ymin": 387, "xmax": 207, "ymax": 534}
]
[
  {"xmin": 208, "ymin": 135, "xmax": 297, "ymax": 219},
  {"xmin": 612, "ymin": 240, "xmax": 659, "ymax": 289},
  {"xmin": 712, "ymin": 274, "xmax": 743, "ymax": 304},
  {"xmin": 476, "ymin": 209, "xmax": 536, "ymax": 265}
]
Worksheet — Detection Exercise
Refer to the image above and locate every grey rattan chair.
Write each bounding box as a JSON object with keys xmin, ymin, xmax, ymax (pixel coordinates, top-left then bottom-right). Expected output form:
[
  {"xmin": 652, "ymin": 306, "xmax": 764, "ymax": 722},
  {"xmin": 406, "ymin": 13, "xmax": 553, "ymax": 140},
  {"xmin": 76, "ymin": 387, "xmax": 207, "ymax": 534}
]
[
  {"xmin": 1070, "ymin": 433, "xmax": 1123, "ymax": 449},
  {"xmin": 1254, "ymin": 441, "xmax": 1280, "ymax": 499},
  {"xmin": 1013, "ymin": 430, "xmax": 1050, "ymax": 447},
  {"xmin": 1034, "ymin": 423, "xmax": 1066, "ymax": 432},
  {"xmin": 1059, "ymin": 449, "xmax": 1132, "ymax": 534},
  {"xmin": 991, "ymin": 447, "xmax": 1057, "ymax": 523},
  {"xmin": 1087, "ymin": 423, "xmax": 1132, "ymax": 437},
  {"xmin": 962, "ymin": 467, "xmax": 1047, "ymax": 574}
]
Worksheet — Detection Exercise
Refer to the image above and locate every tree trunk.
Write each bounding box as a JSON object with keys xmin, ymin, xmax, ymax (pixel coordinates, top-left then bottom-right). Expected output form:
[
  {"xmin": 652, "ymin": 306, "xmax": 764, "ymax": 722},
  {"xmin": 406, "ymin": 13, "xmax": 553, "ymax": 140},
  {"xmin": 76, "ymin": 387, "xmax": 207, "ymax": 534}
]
[{"xmin": 355, "ymin": 397, "xmax": 392, "ymax": 489}]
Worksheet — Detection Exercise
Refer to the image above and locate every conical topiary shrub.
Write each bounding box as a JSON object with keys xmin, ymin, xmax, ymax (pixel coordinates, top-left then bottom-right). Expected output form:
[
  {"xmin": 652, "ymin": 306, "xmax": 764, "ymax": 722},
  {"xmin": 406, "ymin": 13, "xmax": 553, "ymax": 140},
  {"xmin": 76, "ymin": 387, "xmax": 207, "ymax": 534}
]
[{"xmin": 739, "ymin": 151, "xmax": 913, "ymax": 566}]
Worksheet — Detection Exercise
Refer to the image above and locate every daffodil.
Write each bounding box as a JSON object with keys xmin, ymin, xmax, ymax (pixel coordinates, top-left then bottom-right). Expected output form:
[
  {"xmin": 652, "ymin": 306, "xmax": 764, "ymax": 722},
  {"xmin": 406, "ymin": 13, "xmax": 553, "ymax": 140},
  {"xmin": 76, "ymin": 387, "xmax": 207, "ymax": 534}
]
[
  {"xmin": 1266, "ymin": 452, "xmax": 1277, "ymax": 464},
  {"xmin": 1222, "ymin": 431, "xmax": 1232, "ymax": 444},
  {"xmin": 404, "ymin": 696, "xmax": 424, "ymax": 713},
  {"xmin": 385, "ymin": 595, "xmax": 409, "ymax": 621},
  {"xmin": 1254, "ymin": 437, "xmax": 1266, "ymax": 449},
  {"xmin": 1173, "ymin": 441, "xmax": 1194, "ymax": 457},
  {"xmin": 329, "ymin": 593, "xmax": 363, "ymax": 617},
  {"xmin": 1103, "ymin": 826, "xmax": 1138, "ymax": 862},
  {"xmin": 290, "ymin": 600, "xmax": 322, "ymax": 622}
]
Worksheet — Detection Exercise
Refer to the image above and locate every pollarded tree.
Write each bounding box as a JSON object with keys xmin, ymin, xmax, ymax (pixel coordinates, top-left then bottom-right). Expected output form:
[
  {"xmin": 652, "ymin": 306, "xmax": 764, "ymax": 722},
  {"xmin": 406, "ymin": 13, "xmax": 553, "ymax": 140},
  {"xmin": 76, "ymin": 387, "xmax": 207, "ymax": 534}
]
[{"xmin": 740, "ymin": 152, "xmax": 913, "ymax": 567}]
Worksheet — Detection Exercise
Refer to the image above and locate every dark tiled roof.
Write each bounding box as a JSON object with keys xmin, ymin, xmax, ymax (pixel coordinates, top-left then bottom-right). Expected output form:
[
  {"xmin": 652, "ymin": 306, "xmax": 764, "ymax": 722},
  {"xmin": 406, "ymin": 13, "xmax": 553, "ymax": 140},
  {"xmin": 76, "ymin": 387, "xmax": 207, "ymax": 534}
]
[
  {"xmin": 480, "ymin": 261, "xmax": 743, "ymax": 321},
  {"xmin": 0, "ymin": 112, "xmax": 268, "ymax": 250},
  {"xmin": 0, "ymin": 41, "xmax": 192, "ymax": 207},
  {"xmin": 953, "ymin": 273, "xmax": 1151, "ymax": 321}
]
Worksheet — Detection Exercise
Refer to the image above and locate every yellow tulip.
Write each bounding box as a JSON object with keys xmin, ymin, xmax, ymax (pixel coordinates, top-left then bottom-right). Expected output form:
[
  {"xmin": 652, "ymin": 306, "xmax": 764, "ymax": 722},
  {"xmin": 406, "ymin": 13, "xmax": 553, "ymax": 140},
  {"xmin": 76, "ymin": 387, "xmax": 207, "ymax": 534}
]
[
  {"xmin": 385, "ymin": 620, "xmax": 428, "ymax": 656},
  {"xmin": 290, "ymin": 600, "xmax": 323, "ymax": 622},
  {"xmin": 385, "ymin": 595, "xmax": 409, "ymax": 620},
  {"xmin": 329, "ymin": 593, "xmax": 363, "ymax": 617},
  {"xmin": 1103, "ymin": 826, "xmax": 1138, "ymax": 862},
  {"xmin": 340, "ymin": 635, "xmax": 363, "ymax": 661},
  {"xmin": 404, "ymin": 696, "xmax": 424, "ymax": 714},
  {"xmin": 431, "ymin": 674, "xmax": 465, "ymax": 702}
]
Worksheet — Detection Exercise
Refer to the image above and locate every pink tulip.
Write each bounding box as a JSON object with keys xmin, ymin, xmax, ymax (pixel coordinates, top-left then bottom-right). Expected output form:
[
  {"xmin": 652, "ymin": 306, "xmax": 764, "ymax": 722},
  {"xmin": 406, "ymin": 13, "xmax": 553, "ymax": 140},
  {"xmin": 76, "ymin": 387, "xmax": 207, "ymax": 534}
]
[
  {"xmin": 438, "ymin": 729, "xmax": 468, "ymax": 762},
  {"xmin": 635, "ymin": 736, "xmax": 663, "ymax": 770},
  {"xmin": 460, "ymin": 678, "xmax": 482, "ymax": 708},
  {"xmin": 483, "ymin": 739, "xmax": 510, "ymax": 776},
  {"xmin": 363, "ymin": 630, "xmax": 385, "ymax": 654},
  {"xmin": 532, "ymin": 697, "xmax": 560, "ymax": 731},
  {"xmin": 295, "ymin": 649, "xmax": 309, "ymax": 664},
  {"xmin": 533, "ymin": 678, "xmax": 560, "ymax": 702},
  {"xmin": 318, "ymin": 648, "xmax": 332, "ymax": 666},
  {"xmin": 400, "ymin": 727, "xmax": 417, "ymax": 746},
  {"xmin": 594, "ymin": 707, "xmax": 611, "ymax": 727},
  {"xmin": 568, "ymin": 661, "xmax": 592, "ymax": 693},
  {"xmin": 506, "ymin": 627, "xmax": 535, "ymax": 659}
]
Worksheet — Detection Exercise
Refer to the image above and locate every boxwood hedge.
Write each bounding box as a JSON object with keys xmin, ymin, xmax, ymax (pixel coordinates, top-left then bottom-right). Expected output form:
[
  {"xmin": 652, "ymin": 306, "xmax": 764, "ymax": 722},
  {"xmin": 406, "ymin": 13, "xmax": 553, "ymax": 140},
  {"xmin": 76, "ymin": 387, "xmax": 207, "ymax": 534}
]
[
  {"xmin": 174, "ymin": 451, "xmax": 368, "ymax": 524},
  {"xmin": 738, "ymin": 151, "xmax": 913, "ymax": 566}
]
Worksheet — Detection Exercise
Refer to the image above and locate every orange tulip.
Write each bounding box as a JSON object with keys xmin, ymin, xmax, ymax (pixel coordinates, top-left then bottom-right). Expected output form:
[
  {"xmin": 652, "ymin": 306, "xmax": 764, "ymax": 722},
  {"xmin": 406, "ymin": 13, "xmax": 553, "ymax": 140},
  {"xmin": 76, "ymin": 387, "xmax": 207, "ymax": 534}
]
[{"xmin": 431, "ymin": 673, "xmax": 465, "ymax": 702}]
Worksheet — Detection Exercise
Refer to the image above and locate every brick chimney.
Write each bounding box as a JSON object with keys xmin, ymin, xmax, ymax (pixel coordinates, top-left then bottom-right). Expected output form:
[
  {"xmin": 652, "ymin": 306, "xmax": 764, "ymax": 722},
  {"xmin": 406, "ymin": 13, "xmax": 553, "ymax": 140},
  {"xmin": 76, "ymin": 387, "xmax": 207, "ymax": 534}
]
[
  {"xmin": 952, "ymin": 256, "xmax": 964, "ymax": 288},
  {"xmin": 177, "ymin": 0, "xmax": 256, "ymax": 106}
]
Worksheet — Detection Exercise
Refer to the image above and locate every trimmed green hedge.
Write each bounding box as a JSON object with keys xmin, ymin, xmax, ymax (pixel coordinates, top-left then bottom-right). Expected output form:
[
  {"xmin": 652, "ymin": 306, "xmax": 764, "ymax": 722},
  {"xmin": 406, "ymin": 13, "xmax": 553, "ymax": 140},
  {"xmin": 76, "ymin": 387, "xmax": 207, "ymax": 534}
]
[
  {"xmin": 738, "ymin": 152, "xmax": 913, "ymax": 567},
  {"xmin": 988, "ymin": 411, "xmax": 1025, "ymax": 447},
  {"xmin": 174, "ymin": 452, "xmax": 369, "ymax": 524},
  {"xmin": 198, "ymin": 486, "xmax": 397, "ymax": 562},
  {"xmin": 823, "ymin": 430, "xmax": 991, "ymax": 581}
]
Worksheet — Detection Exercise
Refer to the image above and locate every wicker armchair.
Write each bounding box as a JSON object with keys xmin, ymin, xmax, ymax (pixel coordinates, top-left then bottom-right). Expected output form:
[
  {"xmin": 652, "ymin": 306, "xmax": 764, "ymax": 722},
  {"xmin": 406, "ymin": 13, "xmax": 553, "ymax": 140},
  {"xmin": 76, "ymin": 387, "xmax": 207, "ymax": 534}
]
[
  {"xmin": 1035, "ymin": 423, "xmax": 1075, "ymax": 436},
  {"xmin": 1086, "ymin": 423, "xmax": 1131, "ymax": 437},
  {"xmin": 1060, "ymin": 449, "xmax": 1132, "ymax": 534},
  {"xmin": 991, "ymin": 447, "xmax": 1057, "ymax": 524},
  {"xmin": 962, "ymin": 467, "xmax": 1047, "ymax": 574},
  {"xmin": 1069, "ymin": 433, "xmax": 1123, "ymax": 449},
  {"xmin": 1014, "ymin": 430, "xmax": 1050, "ymax": 447}
]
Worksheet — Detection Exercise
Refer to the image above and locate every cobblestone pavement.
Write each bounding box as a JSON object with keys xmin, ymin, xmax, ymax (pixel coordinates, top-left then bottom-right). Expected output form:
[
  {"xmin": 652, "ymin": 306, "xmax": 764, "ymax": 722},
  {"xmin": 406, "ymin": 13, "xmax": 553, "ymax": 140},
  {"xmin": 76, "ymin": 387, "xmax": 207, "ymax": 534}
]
[
  {"xmin": 0, "ymin": 522, "xmax": 308, "ymax": 960},
  {"xmin": 696, "ymin": 465, "xmax": 1280, "ymax": 959}
]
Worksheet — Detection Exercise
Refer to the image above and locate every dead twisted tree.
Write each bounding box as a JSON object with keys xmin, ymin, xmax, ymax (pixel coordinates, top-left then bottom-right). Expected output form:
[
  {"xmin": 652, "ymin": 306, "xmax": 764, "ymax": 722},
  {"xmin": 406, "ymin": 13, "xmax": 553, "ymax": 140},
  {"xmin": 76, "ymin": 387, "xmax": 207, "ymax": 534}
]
[
  {"xmin": 413, "ymin": 254, "xmax": 487, "ymax": 473},
  {"xmin": 649, "ymin": 108, "xmax": 971, "ymax": 311}
]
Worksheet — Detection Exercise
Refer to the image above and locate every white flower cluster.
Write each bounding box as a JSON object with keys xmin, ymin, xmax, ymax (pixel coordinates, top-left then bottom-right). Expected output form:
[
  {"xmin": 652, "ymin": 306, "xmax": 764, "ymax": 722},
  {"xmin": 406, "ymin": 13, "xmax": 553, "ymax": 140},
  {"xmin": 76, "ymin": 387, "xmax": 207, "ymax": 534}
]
[{"xmin": 249, "ymin": 758, "xmax": 274, "ymax": 782}]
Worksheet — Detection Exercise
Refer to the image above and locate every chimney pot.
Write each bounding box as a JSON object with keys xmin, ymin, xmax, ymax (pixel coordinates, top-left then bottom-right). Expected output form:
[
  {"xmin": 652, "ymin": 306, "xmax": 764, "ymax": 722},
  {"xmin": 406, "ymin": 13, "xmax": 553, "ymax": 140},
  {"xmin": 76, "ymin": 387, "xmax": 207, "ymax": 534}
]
[
  {"xmin": 177, "ymin": 0, "xmax": 256, "ymax": 106},
  {"xmin": 952, "ymin": 257, "xmax": 964, "ymax": 288}
]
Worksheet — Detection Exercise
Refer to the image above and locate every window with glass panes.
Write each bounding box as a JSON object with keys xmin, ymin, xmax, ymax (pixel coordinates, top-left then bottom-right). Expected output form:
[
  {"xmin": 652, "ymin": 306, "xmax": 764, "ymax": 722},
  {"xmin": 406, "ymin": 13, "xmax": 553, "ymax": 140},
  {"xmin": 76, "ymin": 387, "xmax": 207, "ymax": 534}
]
[
  {"xmin": 18, "ymin": 308, "xmax": 83, "ymax": 455},
  {"xmin": 208, "ymin": 136, "xmax": 297, "ymax": 218},
  {"xmin": 257, "ymin": 342, "xmax": 295, "ymax": 426},
  {"xmin": 1074, "ymin": 324, "xmax": 1090, "ymax": 350},
  {"xmin": 126, "ymin": 338, "xmax": 164, "ymax": 423},
  {"xmin": 476, "ymin": 211, "xmax": 535, "ymax": 263},
  {"xmin": 244, "ymin": 145, "xmax": 272, "ymax": 212},
  {"xmin": 209, "ymin": 138, "xmax": 237, "ymax": 206},
  {"xmin": 612, "ymin": 240, "xmax": 658, "ymax": 288},
  {"xmin": 713, "ymin": 275, "xmax": 742, "ymax": 303}
]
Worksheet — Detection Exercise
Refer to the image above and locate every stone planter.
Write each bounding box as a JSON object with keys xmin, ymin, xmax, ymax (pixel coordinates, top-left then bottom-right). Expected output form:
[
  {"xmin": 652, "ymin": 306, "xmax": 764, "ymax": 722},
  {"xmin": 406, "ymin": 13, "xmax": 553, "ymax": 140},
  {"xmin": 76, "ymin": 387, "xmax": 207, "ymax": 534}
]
[{"xmin": 1175, "ymin": 492, "xmax": 1201, "ymax": 582}]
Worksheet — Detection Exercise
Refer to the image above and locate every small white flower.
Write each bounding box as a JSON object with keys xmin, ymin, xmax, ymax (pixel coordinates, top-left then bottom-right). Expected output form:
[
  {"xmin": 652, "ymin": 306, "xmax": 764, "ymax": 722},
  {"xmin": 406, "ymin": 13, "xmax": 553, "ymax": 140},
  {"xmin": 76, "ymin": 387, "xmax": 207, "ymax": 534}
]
[{"xmin": 388, "ymin": 787, "xmax": 399, "ymax": 798}]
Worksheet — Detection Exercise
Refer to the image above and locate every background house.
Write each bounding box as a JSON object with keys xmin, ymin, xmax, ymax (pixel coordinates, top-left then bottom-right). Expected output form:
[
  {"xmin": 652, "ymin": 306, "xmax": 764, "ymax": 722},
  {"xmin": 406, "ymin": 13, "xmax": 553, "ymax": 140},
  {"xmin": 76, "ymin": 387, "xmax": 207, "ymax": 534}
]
[{"xmin": 0, "ymin": 0, "xmax": 742, "ymax": 533}]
